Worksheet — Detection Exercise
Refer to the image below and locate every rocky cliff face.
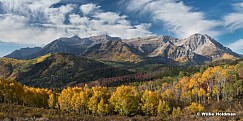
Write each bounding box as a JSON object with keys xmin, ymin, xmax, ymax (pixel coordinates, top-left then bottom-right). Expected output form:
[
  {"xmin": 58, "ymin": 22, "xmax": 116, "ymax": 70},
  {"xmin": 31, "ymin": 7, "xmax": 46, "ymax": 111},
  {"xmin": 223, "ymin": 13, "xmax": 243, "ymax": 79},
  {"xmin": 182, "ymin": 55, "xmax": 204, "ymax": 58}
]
[
  {"xmin": 123, "ymin": 36, "xmax": 179, "ymax": 54},
  {"xmin": 175, "ymin": 34, "xmax": 240, "ymax": 59},
  {"xmin": 5, "ymin": 34, "xmax": 241, "ymax": 65},
  {"xmin": 123, "ymin": 34, "xmax": 240, "ymax": 63},
  {"xmin": 83, "ymin": 40, "xmax": 143, "ymax": 63}
]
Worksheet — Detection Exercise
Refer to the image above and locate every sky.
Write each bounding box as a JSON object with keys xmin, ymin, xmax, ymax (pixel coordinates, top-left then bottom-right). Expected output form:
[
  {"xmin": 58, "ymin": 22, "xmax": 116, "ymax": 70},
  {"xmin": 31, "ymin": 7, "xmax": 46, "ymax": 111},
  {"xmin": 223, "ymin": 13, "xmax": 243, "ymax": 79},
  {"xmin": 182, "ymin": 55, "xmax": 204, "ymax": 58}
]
[{"xmin": 0, "ymin": 0, "xmax": 243, "ymax": 56}]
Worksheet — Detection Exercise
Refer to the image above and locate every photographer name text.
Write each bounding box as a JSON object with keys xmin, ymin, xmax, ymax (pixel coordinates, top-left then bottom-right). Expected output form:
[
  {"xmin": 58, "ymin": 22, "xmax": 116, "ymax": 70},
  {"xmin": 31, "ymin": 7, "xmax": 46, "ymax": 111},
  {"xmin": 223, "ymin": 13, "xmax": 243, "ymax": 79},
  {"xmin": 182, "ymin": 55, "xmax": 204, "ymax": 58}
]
[{"xmin": 197, "ymin": 112, "xmax": 237, "ymax": 117}]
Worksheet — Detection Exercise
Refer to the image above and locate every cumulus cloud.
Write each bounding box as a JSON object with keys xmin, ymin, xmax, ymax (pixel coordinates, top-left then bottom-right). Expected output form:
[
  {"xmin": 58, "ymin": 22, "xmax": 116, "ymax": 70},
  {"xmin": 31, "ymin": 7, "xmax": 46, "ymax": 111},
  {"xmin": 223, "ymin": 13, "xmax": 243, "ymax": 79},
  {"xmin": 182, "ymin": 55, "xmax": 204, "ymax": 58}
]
[
  {"xmin": 69, "ymin": 14, "xmax": 90, "ymax": 25},
  {"xmin": 223, "ymin": 2, "xmax": 243, "ymax": 32},
  {"xmin": 47, "ymin": 4, "xmax": 75, "ymax": 25},
  {"xmin": 80, "ymin": 3, "xmax": 99, "ymax": 16},
  {"xmin": 228, "ymin": 39, "xmax": 243, "ymax": 53},
  {"xmin": 123, "ymin": 0, "xmax": 221, "ymax": 38},
  {"xmin": 68, "ymin": 3, "xmax": 153, "ymax": 39},
  {"xmin": 0, "ymin": 14, "xmax": 66, "ymax": 45},
  {"xmin": 0, "ymin": 0, "xmax": 68, "ymax": 45},
  {"xmin": 0, "ymin": 1, "xmax": 152, "ymax": 45}
]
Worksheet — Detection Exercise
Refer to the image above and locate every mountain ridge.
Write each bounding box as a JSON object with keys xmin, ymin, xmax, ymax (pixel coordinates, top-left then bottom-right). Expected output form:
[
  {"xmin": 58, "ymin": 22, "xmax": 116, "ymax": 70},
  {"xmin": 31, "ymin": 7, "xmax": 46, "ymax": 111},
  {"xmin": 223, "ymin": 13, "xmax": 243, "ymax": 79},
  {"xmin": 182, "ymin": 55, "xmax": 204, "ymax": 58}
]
[
  {"xmin": 5, "ymin": 34, "xmax": 242, "ymax": 65},
  {"xmin": 1, "ymin": 53, "xmax": 131, "ymax": 88}
]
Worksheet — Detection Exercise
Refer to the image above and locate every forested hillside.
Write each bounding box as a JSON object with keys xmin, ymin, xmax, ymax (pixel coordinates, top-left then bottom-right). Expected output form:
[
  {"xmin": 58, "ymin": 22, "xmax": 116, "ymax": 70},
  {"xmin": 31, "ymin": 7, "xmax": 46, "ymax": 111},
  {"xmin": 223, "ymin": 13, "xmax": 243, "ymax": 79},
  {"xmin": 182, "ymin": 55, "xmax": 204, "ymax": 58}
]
[
  {"xmin": 0, "ymin": 61, "xmax": 243, "ymax": 120},
  {"xmin": 1, "ymin": 0, "xmax": 243, "ymax": 120},
  {"xmin": 0, "ymin": 53, "xmax": 202, "ymax": 88},
  {"xmin": 0, "ymin": 53, "xmax": 131, "ymax": 88}
]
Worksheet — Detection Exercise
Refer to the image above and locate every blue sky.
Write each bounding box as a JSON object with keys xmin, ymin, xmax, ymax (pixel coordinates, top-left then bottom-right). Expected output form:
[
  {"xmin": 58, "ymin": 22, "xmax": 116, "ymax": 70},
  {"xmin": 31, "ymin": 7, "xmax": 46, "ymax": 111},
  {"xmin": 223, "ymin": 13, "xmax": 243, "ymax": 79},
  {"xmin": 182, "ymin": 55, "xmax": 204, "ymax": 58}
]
[{"xmin": 0, "ymin": 0, "xmax": 243, "ymax": 56}]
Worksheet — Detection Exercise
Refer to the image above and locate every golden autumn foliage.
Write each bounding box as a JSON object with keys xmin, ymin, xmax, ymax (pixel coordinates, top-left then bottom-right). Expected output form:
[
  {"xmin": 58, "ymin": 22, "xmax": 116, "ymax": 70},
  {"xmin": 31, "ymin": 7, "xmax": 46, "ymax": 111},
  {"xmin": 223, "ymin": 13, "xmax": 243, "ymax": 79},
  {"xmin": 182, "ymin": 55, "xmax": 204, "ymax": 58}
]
[
  {"xmin": 141, "ymin": 90, "xmax": 159, "ymax": 116},
  {"xmin": 172, "ymin": 107, "xmax": 182, "ymax": 119},
  {"xmin": 109, "ymin": 85, "xmax": 140, "ymax": 116},
  {"xmin": 186, "ymin": 102, "xmax": 204, "ymax": 114},
  {"xmin": 157, "ymin": 100, "xmax": 170, "ymax": 116},
  {"xmin": 0, "ymin": 63, "xmax": 243, "ymax": 118},
  {"xmin": 88, "ymin": 86, "xmax": 110, "ymax": 115},
  {"xmin": 0, "ymin": 79, "xmax": 52, "ymax": 108},
  {"xmin": 48, "ymin": 93, "xmax": 58, "ymax": 109}
]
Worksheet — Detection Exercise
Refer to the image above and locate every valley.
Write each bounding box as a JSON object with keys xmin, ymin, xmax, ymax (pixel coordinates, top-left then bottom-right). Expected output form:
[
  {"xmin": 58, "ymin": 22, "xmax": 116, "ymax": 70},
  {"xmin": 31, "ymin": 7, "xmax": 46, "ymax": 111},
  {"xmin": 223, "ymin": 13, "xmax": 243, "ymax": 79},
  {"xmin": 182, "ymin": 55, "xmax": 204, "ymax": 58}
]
[{"xmin": 0, "ymin": 34, "xmax": 243, "ymax": 121}]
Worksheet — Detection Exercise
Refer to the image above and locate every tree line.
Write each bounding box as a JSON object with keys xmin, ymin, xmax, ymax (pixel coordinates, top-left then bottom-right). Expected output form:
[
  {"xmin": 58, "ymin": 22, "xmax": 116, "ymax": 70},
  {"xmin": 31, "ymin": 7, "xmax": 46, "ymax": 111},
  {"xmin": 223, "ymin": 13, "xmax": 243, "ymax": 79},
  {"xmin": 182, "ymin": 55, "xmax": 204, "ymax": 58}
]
[{"xmin": 0, "ymin": 64, "xmax": 243, "ymax": 118}]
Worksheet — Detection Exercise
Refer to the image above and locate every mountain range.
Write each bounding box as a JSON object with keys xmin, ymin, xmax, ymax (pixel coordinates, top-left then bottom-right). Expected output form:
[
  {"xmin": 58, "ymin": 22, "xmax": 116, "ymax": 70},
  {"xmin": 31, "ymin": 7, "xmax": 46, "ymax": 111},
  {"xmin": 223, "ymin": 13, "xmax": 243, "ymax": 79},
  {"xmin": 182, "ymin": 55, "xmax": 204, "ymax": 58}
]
[
  {"xmin": 5, "ymin": 34, "xmax": 242, "ymax": 65},
  {"xmin": 1, "ymin": 34, "xmax": 242, "ymax": 88}
]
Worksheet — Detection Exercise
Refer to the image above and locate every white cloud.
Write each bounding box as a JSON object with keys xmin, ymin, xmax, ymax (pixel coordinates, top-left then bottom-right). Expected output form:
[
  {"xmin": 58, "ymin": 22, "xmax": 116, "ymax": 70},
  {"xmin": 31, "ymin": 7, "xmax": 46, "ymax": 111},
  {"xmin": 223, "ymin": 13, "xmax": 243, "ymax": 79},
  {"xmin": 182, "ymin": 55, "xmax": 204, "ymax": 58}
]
[
  {"xmin": 124, "ymin": 0, "xmax": 221, "ymax": 38},
  {"xmin": 224, "ymin": 2, "xmax": 243, "ymax": 32},
  {"xmin": 69, "ymin": 14, "xmax": 90, "ymax": 25},
  {"xmin": 224, "ymin": 13, "xmax": 243, "ymax": 32},
  {"xmin": 228, "ymin": 39, "xmax": 243, "ymax": 53},
  {"xmin": 233, "ymin": 2, "xmax": 243, "ymax": 12},
  {"xmin": 0, "ymin": 14, "xmax": 66, "ymax": 45},
  {"xmin": 0, "ymin": 1, "xmax": 153, "ymax": 45},
  {"xmin": 0, "ymin": 0, "xmax": 66, "ymax": 45},
  {"xmin": 80, "ymin": 3, "xmax": 99, "ymax": 16},
  {"xmin": 68, "ymin": 6, "xmax": 153, "ymax": 39},
  {"xmin": 47, "ymin": 4, "xmax": 75, "ymax": 25},
  {"xmin": 93, "ymin": 12, "xmax": 130, "ymax": 25}
]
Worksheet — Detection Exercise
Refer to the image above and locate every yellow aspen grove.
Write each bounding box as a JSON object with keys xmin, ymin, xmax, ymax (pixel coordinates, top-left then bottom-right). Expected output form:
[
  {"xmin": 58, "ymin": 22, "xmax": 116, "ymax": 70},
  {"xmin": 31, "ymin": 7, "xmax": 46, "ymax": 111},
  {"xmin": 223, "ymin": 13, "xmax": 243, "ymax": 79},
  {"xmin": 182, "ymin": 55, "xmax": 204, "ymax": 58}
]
[
  {"xmin": 48, "ymin": 93, "xmax": 58, "ymax": 109},
  {"xmin": 179, "ymin": 77, "xmax": 190, "ymax": 91},
  {"xmin": 157, "ymin": 100, "xmax": 170, "ymax": 116},
  {"xmin": 172, "ymin": 107, "xmax": 182, "ymax": 119},
  {"xmin": 97, "ymin": 98, "xmax": 110, "ymax": 115},
  {"xmin": 0, "ymin": 61, "xmax": 243, "ymax": 119},
  {"xmin": 58, "ymin": 87, "xmax": 76, "ymax": 112},
  {"xmin": 79, "ymin": 90, "xmax": 90, "ymax": 114},
  {"xmin": 88, "ymin": 86, "xmax": 110, "ymax": 115},
  {"xmin": 23, "ymin": 86, "xmax": 51, "ymax": 108},
  {"xmin": 202, "ymin": 67, "xmax": 214, "ymax": 81},
  {"xmin": 186, "ymin": 102, "xmax": 204, "ymax": 114},
  {"xmin": 198, "ymin": 88, "xmax": 206, "ymax": 104},
  {"xmin": 161, "ymin": 89, "xmax": 174, "ymax": 101},
  {"xmin": 71, "ymin": 93, "xmax": 81, "ymax": 112},
  {"xmin": 212, "ymin": 86, "xmax": 220, "ymax": 102},
  {"xmin": 109, "ymin": 85, "xmax": 139, "ymax": 116},
  {"xmin": 141, "ymin": 90, "xmax": 159, "ymax": 116}
]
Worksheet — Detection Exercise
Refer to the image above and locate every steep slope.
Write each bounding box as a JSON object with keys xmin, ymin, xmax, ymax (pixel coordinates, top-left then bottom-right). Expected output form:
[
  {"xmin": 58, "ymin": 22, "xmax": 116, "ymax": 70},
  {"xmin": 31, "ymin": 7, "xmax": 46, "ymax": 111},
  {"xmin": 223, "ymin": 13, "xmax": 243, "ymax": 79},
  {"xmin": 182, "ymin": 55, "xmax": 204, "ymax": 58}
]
[
  {"xmin": 0, "ymin": 53, "xmax": 131, "ymax": 88},
  {"xmin": 26, "ymin": 36, "xmax": 92, "ymax": 59},
  {"xmin": 5, "ymin": 34, "xmax": 242, "ymax": 65},
  {"xmin": 148, "ymin": 42, "xmax": 211, "ymax": 64},
  {"xmin": 7, "ymin": 35, "xmax": 122, "ymax": 60},
  {"xmin": 83, "ymin": 40, "xmax": 143, "ymax": 63},
  {"xmin": 5, "ymin": 47, "xmax": 42, "ymax": 59},
  {"xmin": 175, "ymin": 34, "xmax": 241, "ymax": 59},
  {"xmin": 123, "ymin": 36, "xmax": 179, "ymax": 54},
  {"xmin": 124, "ymin": 34, "xmax": 240, "ymax": 64}
]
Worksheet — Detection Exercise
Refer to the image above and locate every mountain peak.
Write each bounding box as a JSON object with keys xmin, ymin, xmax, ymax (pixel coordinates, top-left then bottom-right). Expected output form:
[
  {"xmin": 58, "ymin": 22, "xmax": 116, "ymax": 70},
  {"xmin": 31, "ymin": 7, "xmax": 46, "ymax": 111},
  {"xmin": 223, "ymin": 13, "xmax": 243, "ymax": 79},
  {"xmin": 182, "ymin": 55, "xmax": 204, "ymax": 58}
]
[
  {"xmin": 100, "ymin": 34, "xmax": 111, "ymax": 38},
  {"xmin": 91, "ymin": 34, "xmax": 111, "ymax": 39},
  {"xmin": 188, "ymin": 34, "xmax": 217, "ymax": 43},
  {"xmin": 5, "ymin": 47, "xmax": 42, "ymax": 59},
  {"xmin": 177, "ymin": 33, "xmax": 218, "ymax": 46},
  {"xmin": 89, "ymin": 34, "xmax": 121, "ymax": 41},
  {"xmin": 190, "ymin": 33, "xmax": 206, "ymax": 36},
  {"xmin": 70, "ymin": 35, "xmax": 81, "ymax": 40},
  {"xmin": 174, "ymin": 33, "xmax": 241, "ymax": 59},
  {"xmin": 190, "ymin": 33, "xmax": 211, "ymax": 37},
  {"xmin": 4, "ymin": 34, "xmax": 241, "ymax": 64}
]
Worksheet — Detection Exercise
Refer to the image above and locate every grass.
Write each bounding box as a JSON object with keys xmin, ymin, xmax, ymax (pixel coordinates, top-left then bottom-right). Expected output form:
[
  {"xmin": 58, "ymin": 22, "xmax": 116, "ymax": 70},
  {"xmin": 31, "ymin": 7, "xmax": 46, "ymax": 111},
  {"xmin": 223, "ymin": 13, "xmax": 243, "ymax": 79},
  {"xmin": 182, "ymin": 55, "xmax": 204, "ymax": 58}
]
[
  {"xmin": 0, "ymin": 103, "xmax": 162, "ymax": 121},
  {"xmin": 0, "ymin": 101, "xmax": 243, "ymax": 121}
]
